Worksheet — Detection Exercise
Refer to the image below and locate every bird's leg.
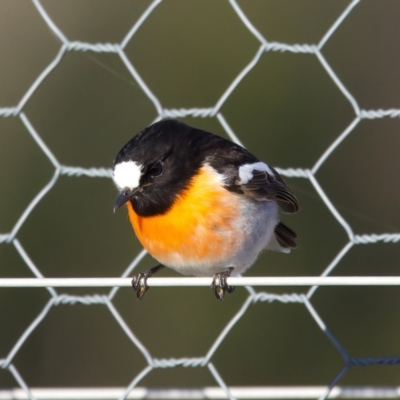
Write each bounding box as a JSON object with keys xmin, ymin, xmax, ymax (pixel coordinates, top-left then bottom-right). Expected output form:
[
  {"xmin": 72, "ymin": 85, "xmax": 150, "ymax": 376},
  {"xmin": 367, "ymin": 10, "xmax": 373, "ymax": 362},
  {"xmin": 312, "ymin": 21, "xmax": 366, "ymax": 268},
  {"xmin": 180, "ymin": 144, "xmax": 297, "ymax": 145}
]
[
  {"xmin": 131, "ymin": 264, "xmax": 165, "ymax": 300},
  {"xmin": 211, "ymin": 267, "xmax": 235, "ymax": 301}
]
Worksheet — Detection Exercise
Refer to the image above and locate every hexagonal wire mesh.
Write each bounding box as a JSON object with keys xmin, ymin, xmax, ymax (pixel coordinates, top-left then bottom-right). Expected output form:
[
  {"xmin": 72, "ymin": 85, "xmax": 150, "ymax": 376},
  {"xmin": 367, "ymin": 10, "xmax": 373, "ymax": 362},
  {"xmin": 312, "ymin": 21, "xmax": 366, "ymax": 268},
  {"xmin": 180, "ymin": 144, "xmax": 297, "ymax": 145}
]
[{"xmin": 1, "ymin": 0, "xmax": 400, "ymax": 399}]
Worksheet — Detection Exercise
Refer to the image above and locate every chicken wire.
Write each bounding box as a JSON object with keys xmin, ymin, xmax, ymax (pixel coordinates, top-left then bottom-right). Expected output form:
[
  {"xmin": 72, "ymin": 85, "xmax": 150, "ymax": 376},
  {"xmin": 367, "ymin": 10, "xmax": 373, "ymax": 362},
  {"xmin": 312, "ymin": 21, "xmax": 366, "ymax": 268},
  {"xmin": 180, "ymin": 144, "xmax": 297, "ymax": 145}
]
[{"xmin": 1, "ymin": 0, "xmax": 400, "ymax": 399}]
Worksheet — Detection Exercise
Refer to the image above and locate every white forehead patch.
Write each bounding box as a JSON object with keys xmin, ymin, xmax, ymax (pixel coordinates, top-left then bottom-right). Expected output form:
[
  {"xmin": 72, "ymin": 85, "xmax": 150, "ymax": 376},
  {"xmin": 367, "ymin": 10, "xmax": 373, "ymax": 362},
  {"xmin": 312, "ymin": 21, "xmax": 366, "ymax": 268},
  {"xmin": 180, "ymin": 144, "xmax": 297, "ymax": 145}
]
[
  {"xmin": 113, "ymin": 161, "xmax": 142, "ymax": 190},
  {"xmin": 238, "ymin": 162, "xmax": 273, "ymax": 184}
]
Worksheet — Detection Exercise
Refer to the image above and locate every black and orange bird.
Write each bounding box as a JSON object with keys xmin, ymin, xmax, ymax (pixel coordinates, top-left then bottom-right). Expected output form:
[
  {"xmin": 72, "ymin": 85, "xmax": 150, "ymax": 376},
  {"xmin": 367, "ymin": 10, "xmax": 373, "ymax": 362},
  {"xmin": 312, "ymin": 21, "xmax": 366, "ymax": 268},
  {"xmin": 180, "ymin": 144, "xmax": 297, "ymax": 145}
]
[{"xmin": 113, "ymin": 120, "xmax": 299, "ymax": 300}]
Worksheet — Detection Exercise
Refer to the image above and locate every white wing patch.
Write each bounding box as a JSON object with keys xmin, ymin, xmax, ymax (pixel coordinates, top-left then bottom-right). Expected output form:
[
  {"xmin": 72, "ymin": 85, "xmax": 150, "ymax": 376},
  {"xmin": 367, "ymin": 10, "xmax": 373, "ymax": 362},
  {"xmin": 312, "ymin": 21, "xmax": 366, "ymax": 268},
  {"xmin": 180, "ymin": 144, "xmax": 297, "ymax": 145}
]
[
  {"xmin": 238, "ymin": 162, "xmax": 273, "ymax": 184},
  {"xmin": 113, "ymin": 160, "xmax": 142, "ymax": 190}
]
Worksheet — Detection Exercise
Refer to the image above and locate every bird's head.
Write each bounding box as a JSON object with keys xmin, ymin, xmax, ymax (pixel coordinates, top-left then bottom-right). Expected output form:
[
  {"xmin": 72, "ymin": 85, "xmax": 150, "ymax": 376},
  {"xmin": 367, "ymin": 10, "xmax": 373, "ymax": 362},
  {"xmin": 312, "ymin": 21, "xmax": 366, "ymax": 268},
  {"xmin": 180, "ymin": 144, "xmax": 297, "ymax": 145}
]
[{"xmin": 112, "ymin": 120, "xmax": 204, "ymax": 217}]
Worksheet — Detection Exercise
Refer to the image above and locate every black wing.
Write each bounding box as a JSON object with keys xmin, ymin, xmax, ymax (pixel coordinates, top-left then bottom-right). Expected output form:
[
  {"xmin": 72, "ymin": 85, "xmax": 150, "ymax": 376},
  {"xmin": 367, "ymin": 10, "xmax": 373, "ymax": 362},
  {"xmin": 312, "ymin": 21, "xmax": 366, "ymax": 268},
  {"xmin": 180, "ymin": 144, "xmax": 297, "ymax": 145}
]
[{"xmin": 234, "ymin": 166, "xmax": 299, "ymax": 214}]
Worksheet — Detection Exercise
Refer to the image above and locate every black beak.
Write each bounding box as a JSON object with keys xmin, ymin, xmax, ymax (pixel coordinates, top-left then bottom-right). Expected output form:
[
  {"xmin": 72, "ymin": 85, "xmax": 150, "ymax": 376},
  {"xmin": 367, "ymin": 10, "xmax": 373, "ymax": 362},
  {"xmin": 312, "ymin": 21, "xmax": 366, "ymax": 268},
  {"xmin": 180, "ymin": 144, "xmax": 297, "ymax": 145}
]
[{"xmin": 113, "ymin": 188, "xmax": 139, "ymax": 213}]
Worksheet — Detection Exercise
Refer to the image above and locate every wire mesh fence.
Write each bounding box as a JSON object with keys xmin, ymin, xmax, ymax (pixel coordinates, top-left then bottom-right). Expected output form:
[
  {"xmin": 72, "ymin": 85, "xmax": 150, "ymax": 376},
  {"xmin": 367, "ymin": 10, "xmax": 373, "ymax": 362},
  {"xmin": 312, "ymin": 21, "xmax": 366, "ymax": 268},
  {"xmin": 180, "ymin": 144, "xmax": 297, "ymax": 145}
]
[{"xmin": 1, "ymin": 0, "xmax": 400, "ymax": 399}]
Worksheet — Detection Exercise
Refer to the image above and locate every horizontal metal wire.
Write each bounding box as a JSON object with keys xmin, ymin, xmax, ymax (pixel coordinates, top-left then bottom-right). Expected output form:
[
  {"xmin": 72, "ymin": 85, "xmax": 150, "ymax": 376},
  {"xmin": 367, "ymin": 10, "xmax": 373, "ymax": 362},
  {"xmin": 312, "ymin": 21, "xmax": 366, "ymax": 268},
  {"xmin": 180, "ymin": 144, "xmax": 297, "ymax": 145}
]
[
  {"xmin": 1, "ymin": 386, "xmax": 399, "ymax": 399},
  {"xmin": 1, "ymin": 276, "xmax": 400, "ymax": 288}
]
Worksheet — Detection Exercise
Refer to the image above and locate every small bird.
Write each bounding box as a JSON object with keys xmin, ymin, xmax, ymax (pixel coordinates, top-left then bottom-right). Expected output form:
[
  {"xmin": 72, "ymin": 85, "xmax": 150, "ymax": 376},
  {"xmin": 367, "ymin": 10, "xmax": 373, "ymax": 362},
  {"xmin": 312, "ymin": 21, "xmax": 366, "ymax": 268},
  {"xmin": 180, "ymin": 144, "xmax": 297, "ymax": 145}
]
[{"xmin": 113, "ymin": 120, "xmax": 299, "ymax": 300}]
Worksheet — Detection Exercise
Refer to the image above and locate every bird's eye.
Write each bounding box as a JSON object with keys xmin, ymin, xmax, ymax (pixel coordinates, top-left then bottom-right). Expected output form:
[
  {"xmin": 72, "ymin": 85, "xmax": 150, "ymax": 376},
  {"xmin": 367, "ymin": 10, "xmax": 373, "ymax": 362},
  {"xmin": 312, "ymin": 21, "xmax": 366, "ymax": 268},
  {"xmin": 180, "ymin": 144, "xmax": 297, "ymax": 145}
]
[{"xmin": 150, "ymin": 161, "xmax": 163, "ymax": 177}]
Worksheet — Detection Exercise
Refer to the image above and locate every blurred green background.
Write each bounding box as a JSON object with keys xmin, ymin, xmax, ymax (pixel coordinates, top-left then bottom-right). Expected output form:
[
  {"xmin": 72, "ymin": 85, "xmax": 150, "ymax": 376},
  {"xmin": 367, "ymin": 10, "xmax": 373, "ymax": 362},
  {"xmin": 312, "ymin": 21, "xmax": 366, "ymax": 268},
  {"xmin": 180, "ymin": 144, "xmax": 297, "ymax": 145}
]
[{"xmin": 1, "ymin": 0, "xmax": 400, "ymax": 392}]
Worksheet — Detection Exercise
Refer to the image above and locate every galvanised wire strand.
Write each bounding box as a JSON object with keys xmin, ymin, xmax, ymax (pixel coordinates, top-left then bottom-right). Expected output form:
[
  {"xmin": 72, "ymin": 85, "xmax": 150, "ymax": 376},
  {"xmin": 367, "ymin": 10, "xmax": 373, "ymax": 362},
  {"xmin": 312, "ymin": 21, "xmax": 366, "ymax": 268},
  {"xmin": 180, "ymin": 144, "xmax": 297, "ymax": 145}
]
[{"xmin": 2, "ymin": 276, "xmax": 400, "ymax": 288}]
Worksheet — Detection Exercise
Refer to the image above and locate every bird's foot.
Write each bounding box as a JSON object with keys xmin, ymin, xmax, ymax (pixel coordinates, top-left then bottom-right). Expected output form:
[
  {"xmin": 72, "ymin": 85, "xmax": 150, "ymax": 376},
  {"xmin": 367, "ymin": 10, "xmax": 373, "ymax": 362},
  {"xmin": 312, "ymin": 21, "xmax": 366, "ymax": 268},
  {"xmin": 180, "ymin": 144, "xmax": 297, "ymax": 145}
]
[
  {"xmin": 211, "ymin": 267, "xmax": 235, "ymax": 301},
  {"xmin": 131, "ymin": 264, "xmax": 165, "ymax": 300},
  {"xmin": 131, "ymin": 272, "xmax": 151, "ymax": 300}
]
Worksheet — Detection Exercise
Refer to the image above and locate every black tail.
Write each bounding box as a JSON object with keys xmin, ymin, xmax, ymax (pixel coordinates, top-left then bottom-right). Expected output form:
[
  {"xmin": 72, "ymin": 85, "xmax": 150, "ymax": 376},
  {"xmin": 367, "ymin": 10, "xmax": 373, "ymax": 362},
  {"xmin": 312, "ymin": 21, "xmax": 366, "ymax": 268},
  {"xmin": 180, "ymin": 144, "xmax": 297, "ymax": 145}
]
[{"xmin": 274, "ymin": 222, "xmax": 297, "ymax": 250}]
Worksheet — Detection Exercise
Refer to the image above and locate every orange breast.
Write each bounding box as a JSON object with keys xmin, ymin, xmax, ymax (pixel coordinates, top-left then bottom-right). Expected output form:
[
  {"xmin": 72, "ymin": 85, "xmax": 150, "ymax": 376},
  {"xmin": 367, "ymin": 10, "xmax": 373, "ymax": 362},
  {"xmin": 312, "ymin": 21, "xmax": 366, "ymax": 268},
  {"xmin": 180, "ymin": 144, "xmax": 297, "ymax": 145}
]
[{"xmin": 127, "ymin": 165, "xmax": 242, "ymax": 266}]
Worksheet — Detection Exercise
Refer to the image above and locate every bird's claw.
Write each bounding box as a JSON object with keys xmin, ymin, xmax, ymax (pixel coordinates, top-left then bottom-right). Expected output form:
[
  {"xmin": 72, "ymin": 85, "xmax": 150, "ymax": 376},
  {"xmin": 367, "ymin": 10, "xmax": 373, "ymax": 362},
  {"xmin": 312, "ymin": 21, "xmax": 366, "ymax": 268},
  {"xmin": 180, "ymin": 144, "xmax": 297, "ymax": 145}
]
[
  {"xmin": 131, "ymin": 273, "xmax": 150, "ymax": 300},
  {"xmin": 131, "ymin": 264, "xmax": 165, "ymax": 300},
  {"xmin": 211, "ymin": 267, "xmax": 235, "ymax": 301}
]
